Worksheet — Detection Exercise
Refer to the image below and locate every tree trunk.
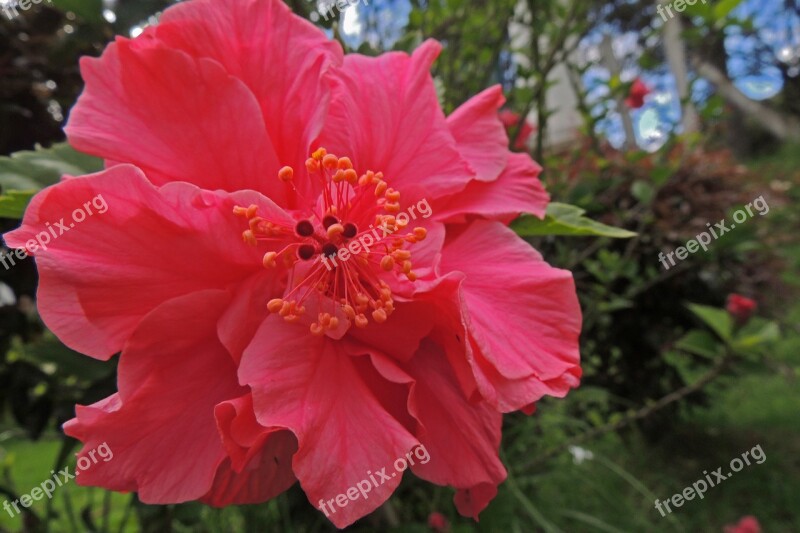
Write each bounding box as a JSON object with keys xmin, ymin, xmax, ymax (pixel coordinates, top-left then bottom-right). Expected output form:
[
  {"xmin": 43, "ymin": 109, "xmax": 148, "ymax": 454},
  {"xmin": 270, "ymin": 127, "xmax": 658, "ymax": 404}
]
[
  {"xmin": 693, "ymin": 58, "xmax": 800, "ymax": 141},
  {"xmin": 662, "ymin": 14, "xmax": 700, "ymax": 134},
  {"xmin": 601, "ymin": 34, "xmax": 636, "ymax": 149}
]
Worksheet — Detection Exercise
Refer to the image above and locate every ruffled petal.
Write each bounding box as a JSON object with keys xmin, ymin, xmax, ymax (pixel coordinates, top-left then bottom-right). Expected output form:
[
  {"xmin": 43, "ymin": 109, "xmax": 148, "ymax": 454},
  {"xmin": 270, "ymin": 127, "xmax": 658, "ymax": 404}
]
[
  {"xmin": 369, "ymin": 343, "xmax": 506, "ymax": 520},
  {"xmin": 65, "ymin": 38, "xmax": 283, "ymax": 196},
  {"xmin": 446, "ymin": 85, "xmax": 509, "ymax": 182},
  {"xmin": 202, "ymin": 394, "xmax": 297, "ymax": 506},
  {"xmin": 317, "ymin": 40, "xmax": 472, "ymax": 202},
  {"xmin": 437, "ymin": 221, "xmax": 582, "ymax": 412},
  {"xmin": 3, "ymin": 166, "xmax": 289, "ymax": 358},
  {"xmin": 239, "ymin": 318, "xmax": 420, "ymax": 528},
  {"xmin": 434, "ymin": 153, "xmax": 549, "ymax": 223},
  {"xmin": 155, "ymin": 0, "xmax": 343, "ymax": 179},
  {"xmin": 63, "ymin": 291, "xmax": 245, "ymax": 503}
]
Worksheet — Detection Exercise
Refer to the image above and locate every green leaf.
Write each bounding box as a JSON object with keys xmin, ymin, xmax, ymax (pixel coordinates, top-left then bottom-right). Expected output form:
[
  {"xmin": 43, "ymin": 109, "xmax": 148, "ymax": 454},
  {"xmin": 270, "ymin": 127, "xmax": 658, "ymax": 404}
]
[
  {"xmin": 631, "ymin": 180, "xmax": 656, "ymax": 204},
  {"xmin": 513, "ymin": 203, "xmax": 637, "ymax": 238},
  {"xmin": 0, "ymin": 143, "xmax": 103, "ymax": 192},
  {"xmin": 687, "ymin": 303, "xmax": 734, "ymax": 342},
  {"xmin": 0, "ymin": 190, "xmax": 37, "ymax": 219},
  {"xmin": 676, "ymin": 329, "xmax": 724, "ymax": 359},
  {"xmin": 713, "ymin": 0, "xmax": 743, "ymax": 21},
  {"xmin": 731, "ymin": 320, "xmax": 781, "ymax": 355}
]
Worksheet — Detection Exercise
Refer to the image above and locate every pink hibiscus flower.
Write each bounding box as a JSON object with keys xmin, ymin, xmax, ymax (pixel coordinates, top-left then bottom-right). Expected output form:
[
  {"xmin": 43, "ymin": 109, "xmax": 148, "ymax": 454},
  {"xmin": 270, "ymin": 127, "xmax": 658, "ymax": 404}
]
[{"xmin": 4, "ymin": 0, "xmax": 581, "ymax": 528}]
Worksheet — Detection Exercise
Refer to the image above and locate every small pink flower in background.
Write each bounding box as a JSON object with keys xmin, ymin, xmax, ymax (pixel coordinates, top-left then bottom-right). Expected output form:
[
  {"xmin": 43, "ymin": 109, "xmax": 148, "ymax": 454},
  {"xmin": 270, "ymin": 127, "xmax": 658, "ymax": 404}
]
[
  {"xmin": 499, "ymin": 109, "xmax": 536, "ymax": 150},
  {"xmin": 4, "ymin": 0, "xmax": 582, "ymax": 528},
  {"xmin": 726, "ymin": 294, "xmax": 758, "ymax": 325},
  {"xmin": 625, "ymin": 77, "xmax": 651, "ymax": 109},
  {"xmin": 724, "ymin": 515, "xmax": 762, "ymax": 533},
  {"xmin": 427, "ymin": 511, "xmax": 450, "ymax": 532}
]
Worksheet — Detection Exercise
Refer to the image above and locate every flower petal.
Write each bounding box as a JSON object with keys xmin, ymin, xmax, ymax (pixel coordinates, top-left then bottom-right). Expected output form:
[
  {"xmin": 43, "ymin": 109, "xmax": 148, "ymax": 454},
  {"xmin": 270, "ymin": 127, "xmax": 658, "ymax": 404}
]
[
  {"xmin": 239, "ymin": 317, "xmax": 420, "ymax": 528},
  {"xmin": 65, "ymin": 38, "xmax": 283, "ymax": 196},
  {"xmin": 203, "ymin": 393, "xmax": 297, "ymax": 506},
  {"xmin": 156, "ymin": 0, "xmax": 343, "ymax": 177},
  {"xmin": 434, "ymin": 153, "xmax": 549, "ymax": 223},
  {"xmin": 317, "ymin": 40, "xmax": 472, "ymax": 202},
  {"xmin": 3, "ymin": 165, "xmax": 288, "ymax": 358},
  {"xmin": 446, "ymin": 85, "xmax": 509, "ymax": 182},
  {"xmin": 369, "ymin": 342, "xmax": 506, "ymax": 519},
  {"xmin": 63, "ymin": 290, "xmax": 245, "ymax": 503},
  {"xmin": 438, "ymin": 220, "xmax": 582, "ymax": 411}
]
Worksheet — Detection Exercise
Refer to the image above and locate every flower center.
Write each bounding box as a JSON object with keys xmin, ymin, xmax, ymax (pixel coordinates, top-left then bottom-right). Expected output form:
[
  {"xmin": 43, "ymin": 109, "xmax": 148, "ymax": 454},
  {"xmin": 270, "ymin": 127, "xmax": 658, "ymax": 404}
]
[{"xmin": 234, "ymin": 148, "xmax": 427, "ymax": 336}]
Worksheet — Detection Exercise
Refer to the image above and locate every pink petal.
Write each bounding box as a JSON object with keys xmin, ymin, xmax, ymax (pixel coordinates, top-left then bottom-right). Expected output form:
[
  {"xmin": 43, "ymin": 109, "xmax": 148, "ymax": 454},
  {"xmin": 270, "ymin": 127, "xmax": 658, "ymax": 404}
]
[
  {"xmin": 369, "ymin": 343, "xmax": 506, "ymax": 519},
  {"xmin": 446, "ymin": 85, "xmax": 509, "ymax": 182},
  {"xmin": 65, "ymin": 38, "xmax": 284, "ymax": 197},
  {"xmin": 317, "ymin": 40, "xmax": 472, "ymax": 202},
  {"xmin": 454, "ymin": 483, "xmax": 498, "ymax": 520},
  {"xmin": 3, "ymin": 166, "xmax": 289, "ymax": 358},
  {"xmin": 203, "ymin": 394, "xmax": 297, "ymax": 506},
  {"xmin": 239, "ymin": 318, "xmax": 420, "ymax": 528},
  {"xmin": 217, "ymin": 272, "xmax": 286, "ymax": 365},
  {"xmin": 434, "ymin": 153, "xmax": 550, "ymax": 223},
  {"xmin": 63, "ymin": 291, "xmax": 245, "ymax": 503},
  {"xmin": 438, "ymin": 221, "xmax": 582, "ymax": 412},
  {"xmin": 155, "ymin": 0, "xmax": 343, "ymax": 179}
]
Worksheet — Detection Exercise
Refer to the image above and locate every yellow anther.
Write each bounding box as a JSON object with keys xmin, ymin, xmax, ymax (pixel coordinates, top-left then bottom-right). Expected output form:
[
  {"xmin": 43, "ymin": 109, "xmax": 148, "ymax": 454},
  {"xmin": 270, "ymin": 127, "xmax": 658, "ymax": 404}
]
[
  {"xmin": 242, "ymin": 230, "xmax": 257, "ymax": 246},
  {"xmin": 306, "ymin": 158, "xmax": 320, "ymax": 173},
  {"xmin": 278, "ymin": 166, "xmax": 294, "ymax": 182},
  {"xmin": 393, "ymin": 250, "xmax": 411, "ymax": 261},
  {"xmin": 344, "ymin": 169, "xmax": 358, "ymax": 184},
  {"xmin": 310, "ymin": 323, "xmax": 325, "ymax": 336},
  {"xmin": 385, "ymin": 202, "xmax": 401, "ymax": 213},
  {"xmin": 385, "ymin": 188, "xmax": 401, "ymax": 202},
  {"xmin": 381, "ymin": 255, "xmax": 395, "ymax": 271},
  {"xmin": 312, "ymin": 147, "xmax": 327, "ymax": 160},
  {"xmin": 267, "ymin": 299, "xmax": 284, "ymax": 313},
  {"xmin": 359, "ymin": 171, "xmax": 375, "ymax": 186},
  {"xmin": 262, "ymin": 252, "xmax": 278, "ymax": 268},
  {"xmin": 327, "ymin": 223, "xmax": 345, "ymax": 240},
  {"xmin": 374, "ymin": 181, "xmax": 388, "ymax": 197},
  {"xmin": 355, "ymin": 314, "xmax": 369, "ymax": 328},
  {"xmin": 338, "ymin": 157, "xmax": 353, "ymax": 170},
  {"xmin": 413, "ymin": 227, "xmax": 427, "ymax": 240},
  {"xmin": 372, "ymin": 308, "xmax": 388, "ymax": 323},
  {"xmin": 402, "ymin": 260, "xmax": 413, "ymax": 274},
  {"xmin": 323, "ymin": 154, "xmax": 339, "ymax": 170}
]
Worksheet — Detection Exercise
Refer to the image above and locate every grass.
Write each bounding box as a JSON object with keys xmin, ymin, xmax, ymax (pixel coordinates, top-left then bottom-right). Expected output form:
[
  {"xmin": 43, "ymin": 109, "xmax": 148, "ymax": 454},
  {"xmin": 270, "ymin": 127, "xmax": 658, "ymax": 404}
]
[{"xmin": 0, "ymin": 437, "xmax": 134, "ymax": 532}]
